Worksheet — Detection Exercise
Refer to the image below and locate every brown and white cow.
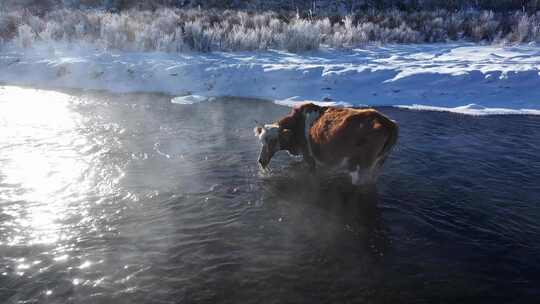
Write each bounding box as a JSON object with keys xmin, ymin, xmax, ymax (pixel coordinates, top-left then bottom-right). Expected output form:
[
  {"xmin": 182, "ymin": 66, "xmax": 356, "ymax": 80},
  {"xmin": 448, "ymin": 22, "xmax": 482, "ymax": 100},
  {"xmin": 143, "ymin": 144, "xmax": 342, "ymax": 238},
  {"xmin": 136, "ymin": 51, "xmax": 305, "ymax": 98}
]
[{"xmin": 254, "ymin": 103, "xmax": 398, "ymax": 185}]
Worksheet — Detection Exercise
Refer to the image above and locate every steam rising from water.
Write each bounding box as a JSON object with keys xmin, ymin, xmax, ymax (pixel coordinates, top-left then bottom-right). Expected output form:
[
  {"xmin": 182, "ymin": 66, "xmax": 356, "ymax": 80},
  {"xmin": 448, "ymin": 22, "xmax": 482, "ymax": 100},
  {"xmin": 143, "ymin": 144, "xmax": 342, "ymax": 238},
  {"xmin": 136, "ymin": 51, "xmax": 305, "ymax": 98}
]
[{"xmin": 0, "ymin": 86, "xmax": 539, "ymax": 303}]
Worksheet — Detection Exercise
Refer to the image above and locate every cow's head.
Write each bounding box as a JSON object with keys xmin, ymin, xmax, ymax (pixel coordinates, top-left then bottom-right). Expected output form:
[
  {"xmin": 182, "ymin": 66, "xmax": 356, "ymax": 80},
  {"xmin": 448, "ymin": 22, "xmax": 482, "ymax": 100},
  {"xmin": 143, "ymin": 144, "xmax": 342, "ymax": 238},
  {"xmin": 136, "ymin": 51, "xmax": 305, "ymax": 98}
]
[{"xmin": 254, "ymin": 122, "xmax": 293, "ymax": 169}]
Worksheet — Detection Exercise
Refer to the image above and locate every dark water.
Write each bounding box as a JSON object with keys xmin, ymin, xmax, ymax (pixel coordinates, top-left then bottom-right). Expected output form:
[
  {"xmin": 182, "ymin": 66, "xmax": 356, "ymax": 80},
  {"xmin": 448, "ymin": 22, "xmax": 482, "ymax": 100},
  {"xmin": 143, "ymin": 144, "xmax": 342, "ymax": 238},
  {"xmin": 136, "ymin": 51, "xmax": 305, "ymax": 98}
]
[{"xmin": 0, "ymin": 86, "xmax": 539, "ymax": 303}]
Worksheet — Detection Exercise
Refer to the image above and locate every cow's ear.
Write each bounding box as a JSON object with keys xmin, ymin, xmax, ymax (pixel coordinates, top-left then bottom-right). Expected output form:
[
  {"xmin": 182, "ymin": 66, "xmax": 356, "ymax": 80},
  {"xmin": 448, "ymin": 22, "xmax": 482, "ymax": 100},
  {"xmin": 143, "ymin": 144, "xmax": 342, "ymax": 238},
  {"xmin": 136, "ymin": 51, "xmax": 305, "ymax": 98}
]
[
  {"xmin": 279, "ymin": 128, "xmax": 293, "ymax": 146},
  {"xmin": 254, "ymin": 126, "xmax": 263, "ymax": 137}
]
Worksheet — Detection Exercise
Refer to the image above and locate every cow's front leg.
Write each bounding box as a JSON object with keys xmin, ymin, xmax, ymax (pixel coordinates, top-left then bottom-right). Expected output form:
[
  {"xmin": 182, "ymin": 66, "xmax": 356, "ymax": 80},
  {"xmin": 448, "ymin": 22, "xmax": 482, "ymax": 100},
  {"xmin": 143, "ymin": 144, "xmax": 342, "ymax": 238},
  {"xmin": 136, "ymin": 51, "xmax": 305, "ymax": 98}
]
[{"xmin": 304, "ymin": 155, "xmax": 316, "ymax": 172}]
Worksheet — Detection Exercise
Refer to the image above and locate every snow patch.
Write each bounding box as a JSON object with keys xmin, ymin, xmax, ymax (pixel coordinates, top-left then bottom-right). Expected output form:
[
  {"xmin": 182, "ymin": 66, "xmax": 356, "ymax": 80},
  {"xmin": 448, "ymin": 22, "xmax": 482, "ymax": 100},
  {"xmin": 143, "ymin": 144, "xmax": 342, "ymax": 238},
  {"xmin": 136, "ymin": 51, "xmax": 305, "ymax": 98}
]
[
  {"xmin": 396, "ymin": 104, "xmax": 540, "ymax": 116},
  {"xmin": 273, "ymin": 97, "xmax": 354, "ymax": 108},
  {"xmin": 171, "ymin": 95, "xmax": 212, "ymax": 105},
  {"xmin": 1, "ymin": 43, "xmax": 540, "ymax": 115}
]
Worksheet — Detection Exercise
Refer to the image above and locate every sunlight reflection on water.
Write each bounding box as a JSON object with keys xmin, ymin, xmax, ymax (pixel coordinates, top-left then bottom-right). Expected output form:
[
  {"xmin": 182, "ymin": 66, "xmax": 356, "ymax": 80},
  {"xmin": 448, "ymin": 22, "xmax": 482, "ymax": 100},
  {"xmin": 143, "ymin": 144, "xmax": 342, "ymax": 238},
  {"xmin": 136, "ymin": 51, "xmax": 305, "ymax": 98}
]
[
  {"xmin": 0, "ymin": 87, "xmax": 82, "ymax": 246},
  {"xmin": 0, "ymin": 86, "xmax": 539, "ymax": 303},
  {"xmin": 0, "ymin": 86, "xmax": 122, "ymax": 273}
]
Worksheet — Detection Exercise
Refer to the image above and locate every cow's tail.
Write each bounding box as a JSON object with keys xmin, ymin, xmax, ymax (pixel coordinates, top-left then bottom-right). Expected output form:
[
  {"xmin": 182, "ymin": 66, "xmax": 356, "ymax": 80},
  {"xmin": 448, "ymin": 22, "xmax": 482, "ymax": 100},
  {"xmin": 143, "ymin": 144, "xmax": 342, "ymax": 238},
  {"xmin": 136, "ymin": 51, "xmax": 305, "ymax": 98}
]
[{"xmin": 374, "ymin": 116, "xmax": 399, "ymax": 170}]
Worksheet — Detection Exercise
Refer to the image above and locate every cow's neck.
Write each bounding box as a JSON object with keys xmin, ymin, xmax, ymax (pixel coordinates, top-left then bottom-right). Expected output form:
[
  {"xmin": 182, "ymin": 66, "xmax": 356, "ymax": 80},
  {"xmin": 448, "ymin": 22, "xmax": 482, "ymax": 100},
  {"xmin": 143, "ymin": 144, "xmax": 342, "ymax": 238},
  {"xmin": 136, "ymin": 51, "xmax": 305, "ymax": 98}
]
[{"xmin": 278, "ymin": 104, "xmax": 324, "ymax": 156}]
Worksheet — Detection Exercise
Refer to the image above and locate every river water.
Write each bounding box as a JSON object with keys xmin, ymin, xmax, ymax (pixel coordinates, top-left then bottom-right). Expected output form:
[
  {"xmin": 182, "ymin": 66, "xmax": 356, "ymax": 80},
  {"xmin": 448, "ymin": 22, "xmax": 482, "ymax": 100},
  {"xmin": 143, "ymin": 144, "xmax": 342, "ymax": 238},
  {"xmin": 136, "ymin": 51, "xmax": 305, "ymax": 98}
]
[{"xmin": 0, "ymin": 86, "xmax": 539, "ymax": 303}]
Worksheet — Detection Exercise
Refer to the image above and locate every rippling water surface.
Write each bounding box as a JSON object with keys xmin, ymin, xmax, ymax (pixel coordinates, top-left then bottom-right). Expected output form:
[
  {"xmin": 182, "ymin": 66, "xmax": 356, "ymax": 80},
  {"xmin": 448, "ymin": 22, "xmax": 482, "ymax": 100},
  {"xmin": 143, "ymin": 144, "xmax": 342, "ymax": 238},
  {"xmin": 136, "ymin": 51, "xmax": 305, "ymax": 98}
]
[{"xmin": 0, "ymin": 86, "xmax": 539, "ymax": 303}]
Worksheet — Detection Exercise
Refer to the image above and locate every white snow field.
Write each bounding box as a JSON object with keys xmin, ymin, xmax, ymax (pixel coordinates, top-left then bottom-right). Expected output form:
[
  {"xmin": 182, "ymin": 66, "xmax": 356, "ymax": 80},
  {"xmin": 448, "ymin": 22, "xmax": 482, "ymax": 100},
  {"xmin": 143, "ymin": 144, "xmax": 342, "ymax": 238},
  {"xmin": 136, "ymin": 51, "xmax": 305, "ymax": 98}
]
[{"xmin": 1, "ymin": 42, "xmax": 539, "ymax": 115}]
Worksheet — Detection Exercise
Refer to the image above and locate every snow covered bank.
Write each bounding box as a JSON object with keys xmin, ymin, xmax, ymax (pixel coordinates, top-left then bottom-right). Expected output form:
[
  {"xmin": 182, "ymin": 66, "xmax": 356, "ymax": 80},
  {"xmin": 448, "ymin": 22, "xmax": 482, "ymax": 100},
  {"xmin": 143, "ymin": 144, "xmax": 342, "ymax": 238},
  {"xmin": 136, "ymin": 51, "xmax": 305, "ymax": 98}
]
[
  {"xmin": 397, "ymin": 104, "xmax": 540, "ymax": 116},
  {"xmin": 1, "ymin": 43, "xmax": 539, "ymax": 114}
]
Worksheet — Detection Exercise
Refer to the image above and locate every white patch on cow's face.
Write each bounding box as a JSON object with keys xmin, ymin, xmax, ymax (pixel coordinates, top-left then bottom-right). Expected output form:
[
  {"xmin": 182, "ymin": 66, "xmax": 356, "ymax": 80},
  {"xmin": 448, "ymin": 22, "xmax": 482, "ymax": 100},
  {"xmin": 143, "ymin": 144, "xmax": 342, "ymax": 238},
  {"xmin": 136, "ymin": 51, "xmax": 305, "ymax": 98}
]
[
  {"xmin": 255, "ymin": 124, "xmax": 280, "ymax": 168},
  {"xmin": 259, "ymin": 124, "xmax": 279, "ymax": 142},
  {"xmin": 254, "ymin": 124, "xmax": 279, "ymax": 143}
]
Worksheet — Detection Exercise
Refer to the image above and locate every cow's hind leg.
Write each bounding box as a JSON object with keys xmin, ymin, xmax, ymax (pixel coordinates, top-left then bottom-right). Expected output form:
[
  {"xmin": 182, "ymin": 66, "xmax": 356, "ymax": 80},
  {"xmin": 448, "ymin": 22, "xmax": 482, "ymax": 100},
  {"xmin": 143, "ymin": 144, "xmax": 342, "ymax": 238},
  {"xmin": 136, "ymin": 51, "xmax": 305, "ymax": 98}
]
[
  {"xmin": 348, "ymin": 146, "xmax": 381, "ymax": 186},
  {"xmin": 349, "ymin": 165, "xmax": 377, "ymax": 186},
  {"xmin": 349, "ymin": 166, "xmax": 364, "ymax": 186},
  {"xmin": 304, "ymin": 155, "xmax": 316, "ymax": 172}
]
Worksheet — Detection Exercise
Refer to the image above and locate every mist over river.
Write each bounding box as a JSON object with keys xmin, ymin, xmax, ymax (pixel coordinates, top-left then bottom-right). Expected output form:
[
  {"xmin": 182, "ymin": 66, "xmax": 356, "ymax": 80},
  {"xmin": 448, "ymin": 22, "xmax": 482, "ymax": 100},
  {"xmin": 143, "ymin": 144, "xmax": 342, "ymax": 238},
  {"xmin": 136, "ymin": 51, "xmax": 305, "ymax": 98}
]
[{"xmin": 0, "ymin": 86, "xmax": 539, "ymax": 303}]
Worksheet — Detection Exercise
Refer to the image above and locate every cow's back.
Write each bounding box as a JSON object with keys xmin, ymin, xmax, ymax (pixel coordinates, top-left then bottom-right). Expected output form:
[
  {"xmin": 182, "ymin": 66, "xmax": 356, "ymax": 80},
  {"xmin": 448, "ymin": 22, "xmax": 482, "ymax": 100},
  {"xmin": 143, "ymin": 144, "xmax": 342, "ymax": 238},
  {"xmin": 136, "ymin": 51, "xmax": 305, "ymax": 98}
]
[{"xmin": 310, "ymin": 107, "xmax": 398, "ymax": 174}]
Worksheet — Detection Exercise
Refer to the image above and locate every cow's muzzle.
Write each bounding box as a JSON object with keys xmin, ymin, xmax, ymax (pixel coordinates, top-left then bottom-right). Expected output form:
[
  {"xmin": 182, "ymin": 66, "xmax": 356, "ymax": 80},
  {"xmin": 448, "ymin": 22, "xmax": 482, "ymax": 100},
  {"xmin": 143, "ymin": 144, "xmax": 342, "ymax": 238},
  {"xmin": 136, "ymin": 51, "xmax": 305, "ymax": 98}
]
[
  {"xmin": 258, "ymin": 156, "xmax": 269, "ymax": 169},
  {"xmin": 258, "ymin": 146, "xmax": 272, "ymax": 169}
]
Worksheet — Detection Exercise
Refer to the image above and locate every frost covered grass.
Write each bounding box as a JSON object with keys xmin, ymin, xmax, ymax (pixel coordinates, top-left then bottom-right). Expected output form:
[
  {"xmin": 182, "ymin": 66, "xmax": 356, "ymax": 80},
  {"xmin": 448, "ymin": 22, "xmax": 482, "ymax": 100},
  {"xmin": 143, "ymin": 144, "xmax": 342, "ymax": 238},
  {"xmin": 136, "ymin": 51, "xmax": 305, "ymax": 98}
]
[{"xmin": 1, "ymin": 8, "xmax": 540, "ymax": 52}]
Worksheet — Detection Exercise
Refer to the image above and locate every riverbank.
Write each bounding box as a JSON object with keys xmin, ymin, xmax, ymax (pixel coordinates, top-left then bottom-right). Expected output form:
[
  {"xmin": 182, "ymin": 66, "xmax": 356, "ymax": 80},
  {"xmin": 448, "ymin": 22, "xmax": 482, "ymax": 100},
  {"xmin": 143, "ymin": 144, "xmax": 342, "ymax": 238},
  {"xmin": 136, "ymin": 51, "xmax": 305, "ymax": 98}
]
[{"xmin": 1, "ymin": 43, "xmax": 540, "ymax": 115}]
